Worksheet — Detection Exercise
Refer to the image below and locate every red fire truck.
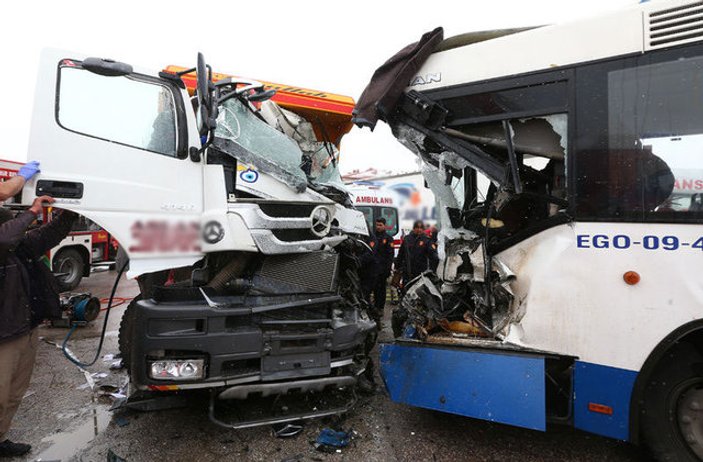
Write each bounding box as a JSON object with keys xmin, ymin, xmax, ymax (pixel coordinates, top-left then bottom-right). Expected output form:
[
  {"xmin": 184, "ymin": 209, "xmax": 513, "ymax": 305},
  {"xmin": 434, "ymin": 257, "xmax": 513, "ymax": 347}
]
[{"xmin": 0, "ymin": 158, "xmax": 116, "ymax": 290}]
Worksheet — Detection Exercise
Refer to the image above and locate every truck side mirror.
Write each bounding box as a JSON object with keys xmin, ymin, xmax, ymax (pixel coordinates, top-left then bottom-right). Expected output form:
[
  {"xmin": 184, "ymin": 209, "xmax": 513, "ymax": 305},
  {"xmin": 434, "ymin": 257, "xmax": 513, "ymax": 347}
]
[{"xmin": 82, "ymin": 57, "xmax": 133, "ymax": 77}]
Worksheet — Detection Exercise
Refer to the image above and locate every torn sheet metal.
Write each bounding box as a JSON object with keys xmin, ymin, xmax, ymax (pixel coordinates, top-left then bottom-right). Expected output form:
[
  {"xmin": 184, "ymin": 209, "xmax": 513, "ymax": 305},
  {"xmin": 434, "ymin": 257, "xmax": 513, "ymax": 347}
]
[
  {"xmin": 392, "ymin": 227, "xmax": 518, "ymax": 341},
  {"xmin": 260, "ymin": 101, "xmax": 350, "ymax": 199}
]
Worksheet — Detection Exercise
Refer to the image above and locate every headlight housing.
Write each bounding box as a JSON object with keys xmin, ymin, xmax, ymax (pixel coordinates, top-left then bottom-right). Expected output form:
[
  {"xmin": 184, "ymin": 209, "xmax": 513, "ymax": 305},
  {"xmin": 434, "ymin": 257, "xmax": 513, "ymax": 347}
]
[{"xmin": 149, "ymin": 359, "xmax": 205, "ymax": 381}]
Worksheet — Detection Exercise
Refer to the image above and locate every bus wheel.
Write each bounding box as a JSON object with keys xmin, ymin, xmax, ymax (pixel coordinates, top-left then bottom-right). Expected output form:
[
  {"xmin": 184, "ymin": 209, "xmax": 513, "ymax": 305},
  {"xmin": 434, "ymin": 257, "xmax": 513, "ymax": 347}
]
[
  {"xmin": 641, "ymin": 342, "xmax": 703, "ymax": 462},
  {"xmin": 53, "ymin": 248, "xmax": 84, "ymax": 291}
]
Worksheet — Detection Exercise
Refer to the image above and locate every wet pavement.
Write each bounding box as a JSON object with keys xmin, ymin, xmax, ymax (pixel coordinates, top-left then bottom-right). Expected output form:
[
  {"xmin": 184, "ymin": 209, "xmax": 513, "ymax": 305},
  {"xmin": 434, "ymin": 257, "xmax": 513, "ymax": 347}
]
[{"xmin": 8, "ymin": 270, "xmax": 651, "ymax": 462}]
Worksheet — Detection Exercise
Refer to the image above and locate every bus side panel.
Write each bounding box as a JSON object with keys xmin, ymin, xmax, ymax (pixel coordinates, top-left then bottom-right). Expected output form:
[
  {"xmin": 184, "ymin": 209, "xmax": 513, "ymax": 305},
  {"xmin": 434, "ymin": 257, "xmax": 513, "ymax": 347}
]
[
  {"xmin": 573, "ymin": 361, "xmax": 638, "ymax": 441},
  {"xmin": 379, "ymin": 343, "xmax": 546, "ymax": 431}
]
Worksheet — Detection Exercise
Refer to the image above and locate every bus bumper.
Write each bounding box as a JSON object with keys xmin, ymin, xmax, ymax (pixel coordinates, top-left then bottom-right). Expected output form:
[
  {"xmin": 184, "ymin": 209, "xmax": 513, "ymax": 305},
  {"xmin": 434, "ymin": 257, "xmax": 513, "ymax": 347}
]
[{"xmin": 379, "ymin": 342, "xmax": 547, "ymax": 431}]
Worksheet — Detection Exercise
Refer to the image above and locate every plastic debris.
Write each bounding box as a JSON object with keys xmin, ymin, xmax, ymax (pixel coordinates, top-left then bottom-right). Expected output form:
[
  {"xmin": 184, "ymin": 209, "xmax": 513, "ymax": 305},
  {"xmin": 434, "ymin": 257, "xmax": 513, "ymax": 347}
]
[
  {"xmin": 272, "ymin": 421, "xmax": 304, "ymax": 438},
  {"xmin": 107, "ymin": 449, "xmax": 127, "ymax": 462},
  {"xmin": 109, "ymin": 396, "xmax": 128, "ymax": 412},
  {"xmin": 314, "ymin": 428, "xmax": 351, "ymax": 452},
  {"xmin": 114, "ymin": 415, "xmax": 130, "ymax": 427}
]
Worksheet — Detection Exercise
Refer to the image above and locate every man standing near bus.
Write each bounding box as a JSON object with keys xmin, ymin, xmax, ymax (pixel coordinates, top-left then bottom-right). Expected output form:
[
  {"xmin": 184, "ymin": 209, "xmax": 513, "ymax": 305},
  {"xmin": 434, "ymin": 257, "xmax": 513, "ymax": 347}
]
[
  {"xmin": 0, "ymin": 195, "xmax": 77, "ymax": 457},
  {"xmin": 371, "ymin": 217, "xmax": 394, "ymax": 325},
  {"xmin": 395, "ymin": 220, "xmax": 438, "ymax": 288},
  {"xmin": 0, "ymin": 162, "xmax": 40, "ymax": 202}
]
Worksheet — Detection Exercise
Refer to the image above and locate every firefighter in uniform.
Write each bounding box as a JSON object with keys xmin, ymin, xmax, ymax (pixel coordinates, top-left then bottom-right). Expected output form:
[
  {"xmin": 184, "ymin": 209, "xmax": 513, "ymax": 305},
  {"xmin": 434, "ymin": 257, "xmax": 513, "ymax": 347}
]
[
  {"xmin": 359, "ymin": 225, "xmax": 378, "ymax": 306},
  {"xmin": 395, "ymin": 220, "xmax": 438, "ymax": 288},
  {"xmin": 371, "ymin": 217, "xmax": 394, "ymax": 324}
]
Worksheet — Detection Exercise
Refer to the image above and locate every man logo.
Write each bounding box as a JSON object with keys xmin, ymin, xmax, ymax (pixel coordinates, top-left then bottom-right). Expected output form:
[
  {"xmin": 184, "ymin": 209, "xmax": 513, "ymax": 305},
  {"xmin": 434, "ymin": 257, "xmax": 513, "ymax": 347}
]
[
  {"xmin": 409, "ymin": 72, "xmax": 442, "ymax": 86},
  {"xmin": 203, "ymin": 221, "xmax": 225, "ymax": 244}
]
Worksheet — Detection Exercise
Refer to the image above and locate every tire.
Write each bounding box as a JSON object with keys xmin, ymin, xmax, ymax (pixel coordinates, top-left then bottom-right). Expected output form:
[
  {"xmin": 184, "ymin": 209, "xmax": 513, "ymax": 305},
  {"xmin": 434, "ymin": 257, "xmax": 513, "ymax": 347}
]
[
  {"xmin": 53, "ymin": 248, "xmax": 85, "ymax": 291},
  {"xmin": 118, "ymin": 296, "xmax": 140, "ymax": 374},
  {"xmin": 640, "ymin": 341, "xmax": 703, "ymax": 462}
]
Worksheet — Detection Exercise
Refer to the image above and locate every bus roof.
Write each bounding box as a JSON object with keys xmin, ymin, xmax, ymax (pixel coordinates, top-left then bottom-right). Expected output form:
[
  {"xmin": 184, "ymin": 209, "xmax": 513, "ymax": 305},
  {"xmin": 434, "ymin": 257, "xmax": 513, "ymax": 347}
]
[
  {"xmin": 409, "ymin": 0, "xmax": 695, "ymax": 92},
  {"xmin": 163, "ymin": 65, "xmax": 355, "ymax": 146}
]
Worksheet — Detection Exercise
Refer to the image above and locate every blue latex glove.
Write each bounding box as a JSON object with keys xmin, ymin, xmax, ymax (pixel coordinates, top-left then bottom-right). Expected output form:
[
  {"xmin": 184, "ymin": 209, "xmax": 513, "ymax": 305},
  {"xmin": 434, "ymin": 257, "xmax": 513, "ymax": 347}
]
[
  {"xmin": 18, "ymin": 160, "xmax": 40, "ymax": 181},
  {"xmin": 315, "ymin": 428, "xmax": 351, "ymax": 449}
]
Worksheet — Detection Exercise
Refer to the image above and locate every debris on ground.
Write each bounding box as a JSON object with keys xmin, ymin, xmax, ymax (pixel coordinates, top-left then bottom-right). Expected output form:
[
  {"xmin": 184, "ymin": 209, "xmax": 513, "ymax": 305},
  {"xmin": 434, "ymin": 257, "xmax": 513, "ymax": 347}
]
[
  {"xmin": 114, "ymin": 415, "xmax": 130, "ymax": 427},
  {"xmin": 279, "ymin": 453, "xmax": 304, "ymax": 462},
  {"xmin": 106, "ymin": 448, "xmax": 127, "ymax": 462},
  {"xmin": 272, "ymin": 421, "xmax": 304, "ymax": 438},
  {"xmin": 314, "ymin": 428, "xmax": 352, "ymax": 453},
  {"xmin": 109, "ymin": 395, "xmax": 128, "ymax": 411}
]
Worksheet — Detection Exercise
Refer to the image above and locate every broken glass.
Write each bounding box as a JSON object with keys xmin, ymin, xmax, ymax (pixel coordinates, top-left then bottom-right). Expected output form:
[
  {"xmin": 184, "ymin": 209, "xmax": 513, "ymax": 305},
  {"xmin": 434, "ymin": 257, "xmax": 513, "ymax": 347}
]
[
  {"xmin": 215, "ymin": 99, "xmax": 308, "ymax": 193},
  {"xmin": 259, "ymin": 102, "xmax": 347, "ymax": 192}
]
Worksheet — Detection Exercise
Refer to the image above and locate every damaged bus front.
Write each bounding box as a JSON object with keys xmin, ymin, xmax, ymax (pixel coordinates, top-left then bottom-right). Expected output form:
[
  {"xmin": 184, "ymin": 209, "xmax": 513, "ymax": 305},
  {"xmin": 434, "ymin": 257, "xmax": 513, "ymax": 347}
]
[
  {"xmin": 356, "ymin": 2, "xmax": 703, "ymax": 460},
  {"xmin": 26, "ymin": 50, "xmax": 375, "ymax": 428}
]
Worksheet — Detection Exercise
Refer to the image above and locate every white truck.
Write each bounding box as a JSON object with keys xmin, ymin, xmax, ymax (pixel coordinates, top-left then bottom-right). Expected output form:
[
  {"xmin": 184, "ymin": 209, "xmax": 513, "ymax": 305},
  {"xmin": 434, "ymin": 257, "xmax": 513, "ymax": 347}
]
[
  {"xmin": 24, "ymin": 50, "xmax": 375, "ymax": 427},
  {"xmin": 0, "ymin": 159, "xmax": 115, "ymax": 290}
]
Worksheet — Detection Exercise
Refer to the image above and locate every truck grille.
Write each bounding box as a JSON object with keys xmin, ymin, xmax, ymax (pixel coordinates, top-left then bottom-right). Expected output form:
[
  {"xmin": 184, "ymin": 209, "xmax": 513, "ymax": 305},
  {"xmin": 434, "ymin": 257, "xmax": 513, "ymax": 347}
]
[
  {"xmin": 257, "ymin": 252, "xmax": 339, "ymax": 293},
  {"xmin": 259, "ymin": 203, "xmax": 317, "ymax": 218}
]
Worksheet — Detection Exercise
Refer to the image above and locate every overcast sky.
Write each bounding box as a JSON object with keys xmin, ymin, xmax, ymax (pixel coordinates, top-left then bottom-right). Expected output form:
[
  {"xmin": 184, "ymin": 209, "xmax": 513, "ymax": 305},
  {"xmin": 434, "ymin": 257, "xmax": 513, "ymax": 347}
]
[{"xmin": 1, "ymin": 0, "xmax": 636, "ymax": 173}]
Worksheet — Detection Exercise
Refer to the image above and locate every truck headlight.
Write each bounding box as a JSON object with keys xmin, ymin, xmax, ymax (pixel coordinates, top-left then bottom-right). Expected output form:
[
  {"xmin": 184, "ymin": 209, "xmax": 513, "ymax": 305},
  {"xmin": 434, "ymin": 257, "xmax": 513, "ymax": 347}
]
[{"xmin": 149, "ymin": 359, "xmax": 205, "ymax": 381}]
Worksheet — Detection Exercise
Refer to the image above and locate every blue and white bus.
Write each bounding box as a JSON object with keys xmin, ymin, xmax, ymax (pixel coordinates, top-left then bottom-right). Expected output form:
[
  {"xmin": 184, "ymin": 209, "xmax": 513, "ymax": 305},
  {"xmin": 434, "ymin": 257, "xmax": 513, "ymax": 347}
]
[{"xmin": 355, "ymin": 1, "xmax": 703, "ymax": 460}]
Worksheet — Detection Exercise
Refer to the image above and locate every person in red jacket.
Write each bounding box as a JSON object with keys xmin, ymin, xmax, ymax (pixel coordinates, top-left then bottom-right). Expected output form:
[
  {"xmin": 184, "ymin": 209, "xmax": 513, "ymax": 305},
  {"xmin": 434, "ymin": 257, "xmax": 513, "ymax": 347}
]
[{"xmin": 0, "ymin": 196, "xmax": 77, "ymax": 458}]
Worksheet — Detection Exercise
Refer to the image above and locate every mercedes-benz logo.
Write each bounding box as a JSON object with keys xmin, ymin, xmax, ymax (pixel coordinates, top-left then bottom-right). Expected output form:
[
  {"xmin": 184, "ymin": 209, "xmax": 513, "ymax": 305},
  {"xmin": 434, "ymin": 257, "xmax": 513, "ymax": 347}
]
[
  {"xmin": 310, "ymin": 206, "xmax": 332, "ymax": 238},
  {"xmin": 203, "ymin": 221, "xmax": 225, "ymax": 244}
]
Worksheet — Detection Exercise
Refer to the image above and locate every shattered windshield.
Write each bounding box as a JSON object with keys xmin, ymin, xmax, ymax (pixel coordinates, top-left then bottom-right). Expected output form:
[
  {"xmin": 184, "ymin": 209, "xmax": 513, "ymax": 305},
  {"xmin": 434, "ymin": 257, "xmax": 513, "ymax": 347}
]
[
  {"xmin": 214, "ymin": 99, "xmax": 308, "ymax": 192},
  {"xmin": 259, "ymin": 102, "xmax": 347, "ymax": 192}
]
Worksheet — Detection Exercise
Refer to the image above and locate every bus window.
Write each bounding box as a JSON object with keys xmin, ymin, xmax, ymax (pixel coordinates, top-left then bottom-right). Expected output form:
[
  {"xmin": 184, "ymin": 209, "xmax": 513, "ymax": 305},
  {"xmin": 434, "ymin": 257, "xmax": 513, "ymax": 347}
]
[
  {"xmin": 575, "ymin": 48, "xmax": 703, "ymax": 222},
  {"xmin": 453, "ymin": 113, "xmax": 568, "ymax": 235}
]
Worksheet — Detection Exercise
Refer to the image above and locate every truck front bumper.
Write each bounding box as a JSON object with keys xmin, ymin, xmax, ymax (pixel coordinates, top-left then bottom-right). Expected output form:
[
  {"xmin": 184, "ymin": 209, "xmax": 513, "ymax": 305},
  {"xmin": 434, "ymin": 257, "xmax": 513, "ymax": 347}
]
[{"xmin": 128, "ymin": 295, "xmax": 375, "ymax": 392}]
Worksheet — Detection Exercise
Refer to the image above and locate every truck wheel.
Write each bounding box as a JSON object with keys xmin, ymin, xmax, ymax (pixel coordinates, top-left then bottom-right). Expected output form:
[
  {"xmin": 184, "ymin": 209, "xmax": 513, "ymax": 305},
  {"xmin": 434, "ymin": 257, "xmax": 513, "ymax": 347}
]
[
  {"xmin": 53, "ymin": 248, "xmax": 84, "ymax": 291},
  {"xmin": 118, "ymin": 296, "xmax": 140, "ymax": 374},
  {"xmin": 641, "ymin": 342, "xmax": 703, "ymax": 462}
]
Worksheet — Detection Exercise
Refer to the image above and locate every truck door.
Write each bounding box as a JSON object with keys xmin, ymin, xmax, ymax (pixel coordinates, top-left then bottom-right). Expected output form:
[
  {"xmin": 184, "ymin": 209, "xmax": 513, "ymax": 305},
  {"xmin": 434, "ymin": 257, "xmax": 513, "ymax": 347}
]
[{"xmin": 25, "ymin": 49, "xmax": 204, "ymax": 277}]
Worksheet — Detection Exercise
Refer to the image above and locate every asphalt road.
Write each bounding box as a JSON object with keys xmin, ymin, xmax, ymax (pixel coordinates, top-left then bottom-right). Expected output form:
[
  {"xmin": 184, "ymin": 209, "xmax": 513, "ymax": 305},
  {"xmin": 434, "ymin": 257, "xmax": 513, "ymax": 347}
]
[{"xmin": 7, "ymin": 270, "xmax": 651, "ymax": 462}]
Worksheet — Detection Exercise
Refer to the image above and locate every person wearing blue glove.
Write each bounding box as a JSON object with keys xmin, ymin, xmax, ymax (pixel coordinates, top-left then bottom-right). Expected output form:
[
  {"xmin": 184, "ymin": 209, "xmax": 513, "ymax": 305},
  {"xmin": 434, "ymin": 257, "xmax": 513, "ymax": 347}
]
[{"xmin": 0, "ymin": 161, "xmax": 40, "ymax": 202}]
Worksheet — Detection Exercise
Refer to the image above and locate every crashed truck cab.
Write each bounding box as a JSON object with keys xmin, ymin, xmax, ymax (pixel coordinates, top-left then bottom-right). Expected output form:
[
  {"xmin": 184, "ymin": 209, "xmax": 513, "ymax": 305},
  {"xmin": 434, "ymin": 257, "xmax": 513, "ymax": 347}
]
[{"xmin": 25, "ymin": 49, "xmax": 375, "ymax": 426}]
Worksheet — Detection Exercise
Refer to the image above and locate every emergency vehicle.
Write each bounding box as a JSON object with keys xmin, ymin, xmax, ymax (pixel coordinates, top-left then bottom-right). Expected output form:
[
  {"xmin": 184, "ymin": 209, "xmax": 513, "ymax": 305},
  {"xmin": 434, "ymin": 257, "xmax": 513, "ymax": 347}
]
[
  {"xmin": 346, "ymin": 182, "xmax": 400, "ymax": 240},
  {"xmin": 0, "ymin": 159, "xmax": 115, "ymax": 290}
]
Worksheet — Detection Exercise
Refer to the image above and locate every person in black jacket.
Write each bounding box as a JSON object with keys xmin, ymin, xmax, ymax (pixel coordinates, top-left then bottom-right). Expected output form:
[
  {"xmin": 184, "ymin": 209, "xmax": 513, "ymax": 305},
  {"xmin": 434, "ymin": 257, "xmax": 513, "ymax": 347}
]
[
  {"xmin": 395, "ymin": 220, "xmax": 438, "ymax": 288},
  {"xmin": 0, "ymin": 196, "xmax": 77, "ymax": 457},
  {"xmin": 358, "ymin": 226, "xmax": 378, "ymax": 307},
  {"xmin": 370, "ymin": 218, "xmax": 394, "ymax": 324}
]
